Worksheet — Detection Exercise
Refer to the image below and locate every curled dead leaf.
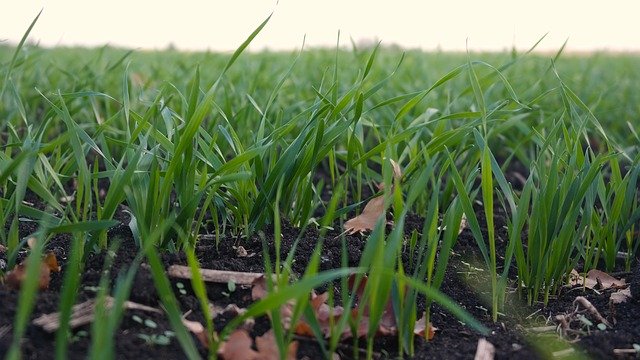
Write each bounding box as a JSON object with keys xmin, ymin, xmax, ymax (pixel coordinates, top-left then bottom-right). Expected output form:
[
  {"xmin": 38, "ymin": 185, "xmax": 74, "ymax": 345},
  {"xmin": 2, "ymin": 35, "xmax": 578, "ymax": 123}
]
[
  {"xmin": 4, "ymin": 252, "xmax": 60, "ymax": 290},
  {"xmin": 569, "ymin": 269, "xmax": 626, "ymax": 289},
  {"xmin": 344, "ymin": 159, "xmax": 402, "ymax": 235},
  {"xmin": 344, "ymin": 196, "xmax": 386, "ymax": 235},
  {"xmin": 235, "ymin": 245, "xmax": 249, "ymax": 257},
  {"xmin": 587, "ymin": 269, "xmax": 626, "ymax": 289},
  {"xmin": 610, "ymin": 288, "xmax": 632, "ymax": 304},
  {"xmin": 414, "ymin": 313, "xmax": 437, "ymax": 340}
]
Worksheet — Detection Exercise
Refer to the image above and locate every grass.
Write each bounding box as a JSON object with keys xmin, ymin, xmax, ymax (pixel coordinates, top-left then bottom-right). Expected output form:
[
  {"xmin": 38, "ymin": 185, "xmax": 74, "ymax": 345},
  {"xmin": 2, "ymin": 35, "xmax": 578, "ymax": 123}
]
[{"xmin": 1, "ymin": 14, "xmax": 639, "ymax": 359}]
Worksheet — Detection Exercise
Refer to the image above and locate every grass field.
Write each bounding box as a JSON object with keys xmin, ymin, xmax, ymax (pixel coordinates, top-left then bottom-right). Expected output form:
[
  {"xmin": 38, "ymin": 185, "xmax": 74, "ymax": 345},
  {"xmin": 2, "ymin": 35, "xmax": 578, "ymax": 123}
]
[{"xmin": 1, "ymin": 18, "xmax": 640, "ymax": 359}]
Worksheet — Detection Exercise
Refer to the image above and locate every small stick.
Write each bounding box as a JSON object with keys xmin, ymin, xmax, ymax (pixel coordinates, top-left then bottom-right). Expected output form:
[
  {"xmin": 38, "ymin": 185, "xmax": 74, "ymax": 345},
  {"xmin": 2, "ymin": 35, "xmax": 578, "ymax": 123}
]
[
  {"xmin": 33, "ymin": 297, "xmax": 161, "ymax": 332},
  {"xmin": 167, "ymin": 265, "xmax": 266, "ymax": 285},
  {"xmin": 525, "ymin": 325, "xmax": 557, "ymax": 333},
  {"xmin": 613, "ymin": 348, "xmax": 639, "ymax": 355}
]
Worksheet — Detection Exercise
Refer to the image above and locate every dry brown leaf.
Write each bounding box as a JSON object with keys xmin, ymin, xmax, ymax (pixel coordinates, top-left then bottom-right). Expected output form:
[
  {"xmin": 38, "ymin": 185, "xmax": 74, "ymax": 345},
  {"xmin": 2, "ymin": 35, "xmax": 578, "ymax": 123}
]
[
  {"xmin": 235, "ymin": 245, "xmax": 249, "ymax": 257},
  {"xmin": 255, "ymin": 330, "xmax": 298, "ymax": 360},
  {"xmin": 182, "ymin": 318, "xmax": 209, "ymax": 348},
  {"xmin": 344, "ymin": 196, "xmax": 386, "ymax": 235},
  {"xmin": 251, "ymin": 275, "xmax": 268, "ymax": 301},
  {"xmin": 218, "ymin": 329, "xmax": 298, "ymax": 360},
  {"xmin": 211, "ymin": 303, "xmax": 247, "ymax": 318},
  {"xmin": 568, "ymin": 269, "xmax": 626, "ymax": 289},
  {"xmin": 307, "ymin": 291, "xmax": 346, "ymax": 338},
  {"xmin": 43, "ymin": 252, "xmax": 61, "ymax": 272},
  {"xmin": 610, "ymin": 288, "xmax": 632, "ymax": 304},
  {"xmin": 568, "ymin": 269, "xmax": 584, "ymax": 287},
  {"xmin": 414, "ymin": 313, "xmax": 437, "ymax": 340},
  {"xmin": 586, "ymin": 269, "xmax": 626, "ymax": 289},
  {"xmin": 4, "ymin": 252, "xmax": 60, "ymax": 290},
  {"xmin": 218, "ymin": 329, "xmax": 259, "ymax": 360},
  {"xmin": 249, "ymin": 272, "xmax": 431, "ymax": 342},
  {"xmin": 344, "ymin": 159, "xmax": 402, "ymax": 235}
]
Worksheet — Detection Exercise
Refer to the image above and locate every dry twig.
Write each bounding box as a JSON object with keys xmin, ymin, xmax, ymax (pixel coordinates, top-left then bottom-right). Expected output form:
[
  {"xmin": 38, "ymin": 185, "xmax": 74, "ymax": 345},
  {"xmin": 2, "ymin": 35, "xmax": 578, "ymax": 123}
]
[
  {"xmin": 33, "ymin": 297, "xmax": 161, "ymax": 332},
  {"xmin": 167, "ymin": 265, "xmax": 265, "ymax": 285}
]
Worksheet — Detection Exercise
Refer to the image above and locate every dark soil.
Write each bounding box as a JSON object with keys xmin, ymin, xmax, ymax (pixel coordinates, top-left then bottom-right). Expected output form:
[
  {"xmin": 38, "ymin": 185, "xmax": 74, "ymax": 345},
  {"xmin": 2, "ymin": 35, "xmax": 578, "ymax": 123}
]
[{"xmin": 1, "ymin": 196, "xmax": 639, "ymax": 359}]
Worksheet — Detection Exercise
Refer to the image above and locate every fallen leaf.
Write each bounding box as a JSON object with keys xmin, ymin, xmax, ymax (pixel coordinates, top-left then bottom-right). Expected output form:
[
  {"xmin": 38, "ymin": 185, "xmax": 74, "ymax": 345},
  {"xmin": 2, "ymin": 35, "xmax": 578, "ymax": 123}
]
[
  {"xmin": 218, "ymin": 329, "xmax": 258, "ymax": 360},
  {"xmin": 568, "ymin": 269, "xmax": 626, "ymax": 289},
  {"xmin": 610, "ymin": 288, "xmax": 632, "ymax": 304},
  {"xmin": 211, "ymin": 303, "xmax": 247, "ymax": 318},
  {"xmin": 249, "ymin": 272, "xmax": 434, "ymax": 342},
  {"xmin": 218, "ymin": 329, "xmax": 298, "ymax": 360},
  {"xmin": 568, "ymin": 269, "xmax": 584, "ymax": 287},
  {"xmin": 255, "ymin": 329, "xmax": 298, "ymax": 360},
  {"xmin": 344, "ymin": 159, "xmax": 402, "ymax": 235},
  {"xmin": 344, "ymin": 196, "xmax": 386, "ymax": 235},
  {"xmin": 4, "ymin": 252, "xmax": 60, "ymax": 290},
  {"xmin": 43, "ymin": 252, "xmax": 61, "ymax": 272},
  {"xmin": 307, "ymin": 291, "xmax": 347, "ymax": 338},
  {"xmin": 586, "ymin": 269, "xmax": 626, "ymax": 289},
  {"xmin": 414, "ymin": 313, "xmax": 437, "ymax": 340},
  {"xmin": 235, "ymin": 246, "xmax": 249, "ymax": 257},
  {"xmin": 251, "ymin": 275, "xmax": 268, "ymax": 301}
]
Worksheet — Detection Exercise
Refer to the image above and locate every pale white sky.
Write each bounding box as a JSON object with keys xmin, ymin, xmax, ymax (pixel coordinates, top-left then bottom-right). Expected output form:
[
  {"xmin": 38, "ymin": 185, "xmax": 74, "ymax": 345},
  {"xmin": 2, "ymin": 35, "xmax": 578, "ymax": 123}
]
[{"xmin": 2, "ymin": 1, "xmax": 639, "ymax": 52}]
